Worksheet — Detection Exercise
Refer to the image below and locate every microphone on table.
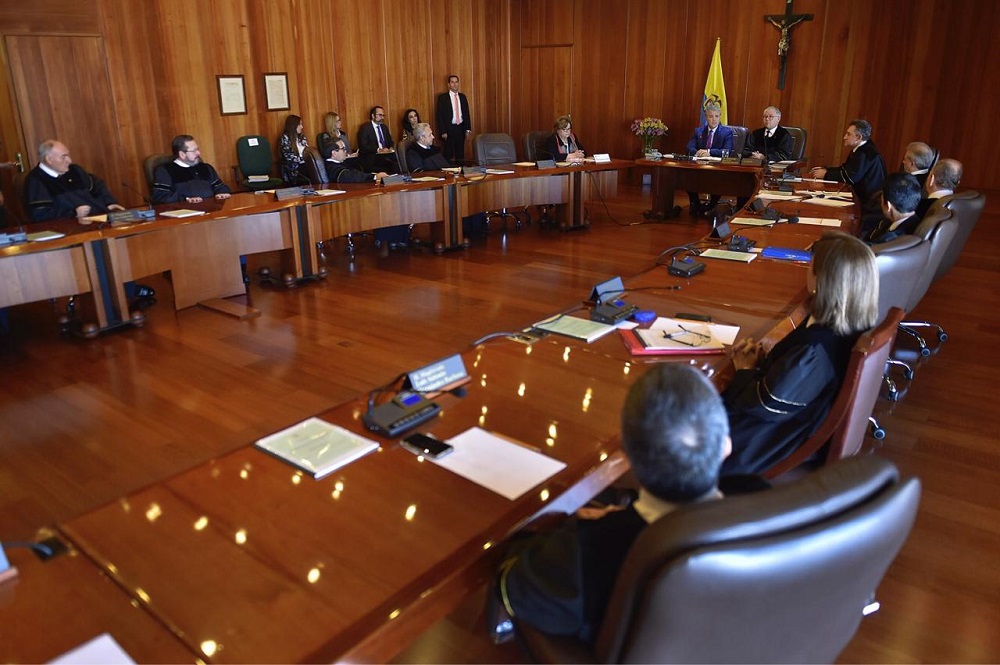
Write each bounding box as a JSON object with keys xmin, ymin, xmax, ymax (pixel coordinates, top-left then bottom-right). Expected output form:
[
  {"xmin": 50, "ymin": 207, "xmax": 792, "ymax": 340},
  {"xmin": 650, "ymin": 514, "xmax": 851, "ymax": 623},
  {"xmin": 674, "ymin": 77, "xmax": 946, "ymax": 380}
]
[{"xmin": 120, "ymin": 181, "xmax": 154, "ymax": 209}]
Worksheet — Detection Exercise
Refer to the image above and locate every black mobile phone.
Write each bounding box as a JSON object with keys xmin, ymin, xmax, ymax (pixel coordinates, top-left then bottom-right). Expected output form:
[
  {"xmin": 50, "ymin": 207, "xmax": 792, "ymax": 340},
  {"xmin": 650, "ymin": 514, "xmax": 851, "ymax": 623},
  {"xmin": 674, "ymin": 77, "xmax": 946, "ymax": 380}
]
[{"xmin": 401, "ymin": 432, "xmax": 454, "ymax": 459}]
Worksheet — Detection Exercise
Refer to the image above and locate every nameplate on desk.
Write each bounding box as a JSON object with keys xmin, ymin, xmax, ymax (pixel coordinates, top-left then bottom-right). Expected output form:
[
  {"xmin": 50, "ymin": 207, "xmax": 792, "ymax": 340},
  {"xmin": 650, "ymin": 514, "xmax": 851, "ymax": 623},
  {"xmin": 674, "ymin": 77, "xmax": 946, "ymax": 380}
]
[
  {"xmin": 462, "ymin": 166, "xmax": 486, "ymax": 177},
  {"xmin": 405, "ymin": 353, "xmax": 470, "ymax": 393},
  {"xmin": 592, "ymin": 153, "xmax": 611, "ymax": 163},
  {"xmin": 381, "ymin": 174, "xmax": 408, "ymax": 186},
  {"xmin": 535, "ymin": 159, "xmax": 556, "ymax": 170},
  {"xmin": 108, "ymin": 209, "xmax": 156, "ymax": 224},
  {"xmin": 721, "ymin": 156, "xmax": 742, "ymax": 165},
  {"xmin": 741, "ymin": 157, "xmax": 764, "ymax": 167},
  {"xmin": 0, "ymin": 231, "xmax": 28, "ymax": 245},
  {"xmin": 274, "ymin": 186, "xmax": 311, "ymax": 200}
]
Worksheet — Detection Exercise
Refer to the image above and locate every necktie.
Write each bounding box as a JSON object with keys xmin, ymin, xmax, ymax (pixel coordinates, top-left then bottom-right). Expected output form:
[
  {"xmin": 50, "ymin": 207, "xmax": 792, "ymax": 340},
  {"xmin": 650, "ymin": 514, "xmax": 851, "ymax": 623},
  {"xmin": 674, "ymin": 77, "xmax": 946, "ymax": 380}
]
[
  {"xmin": 377, "ymin": 125, "xmax": 385, "ymax": 149},
  {"xmin": 706, "ymin": 128, "xmax": 715, "ymax": 149},
  {"xmin": 452, "ymin": 92, "xmax": 461, "ymax": 124}
]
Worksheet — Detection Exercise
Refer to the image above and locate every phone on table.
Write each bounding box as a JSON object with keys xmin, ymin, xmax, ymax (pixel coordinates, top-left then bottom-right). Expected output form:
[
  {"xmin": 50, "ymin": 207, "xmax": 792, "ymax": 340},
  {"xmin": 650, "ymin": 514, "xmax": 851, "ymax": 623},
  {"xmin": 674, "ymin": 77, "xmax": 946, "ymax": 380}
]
[{"xmin": 401, "ymin": 432, "xmax": 454, "ymax": 459}]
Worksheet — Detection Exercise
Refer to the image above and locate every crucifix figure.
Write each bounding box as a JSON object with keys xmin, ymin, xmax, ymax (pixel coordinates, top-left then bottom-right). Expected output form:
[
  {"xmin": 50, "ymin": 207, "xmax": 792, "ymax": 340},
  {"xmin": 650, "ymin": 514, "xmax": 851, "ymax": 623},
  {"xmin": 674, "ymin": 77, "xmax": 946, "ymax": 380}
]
[{"xmin": 765, "ymin": 0, "xmax": 813, "ymax": 90}]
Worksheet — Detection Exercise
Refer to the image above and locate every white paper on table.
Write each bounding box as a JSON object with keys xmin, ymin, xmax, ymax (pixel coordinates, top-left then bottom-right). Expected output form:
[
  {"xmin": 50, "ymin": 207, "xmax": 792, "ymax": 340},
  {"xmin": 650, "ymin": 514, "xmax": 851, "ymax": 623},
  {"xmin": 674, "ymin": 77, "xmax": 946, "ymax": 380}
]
[
  {"xmin": 434, "ymin": 427, "xmax": 566, "ymax": 500},
  {"xmin": 49, "ymin": 634, "xmax": 135, "ymax": 665},
  {"xmin": 795, "ymin": 217, "xmax": 842, "ymax": 227},
  {"xmin": 804, "ymin": 197, "xmax": 854, "ymax": 208}
]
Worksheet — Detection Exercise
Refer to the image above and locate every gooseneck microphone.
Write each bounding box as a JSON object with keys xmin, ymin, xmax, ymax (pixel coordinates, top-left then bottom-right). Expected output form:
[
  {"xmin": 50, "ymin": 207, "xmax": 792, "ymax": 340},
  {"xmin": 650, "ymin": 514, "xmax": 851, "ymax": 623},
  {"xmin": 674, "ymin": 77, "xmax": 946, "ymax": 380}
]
[{"xmin": 121, "ymin": 181, "xmax": 154, "ymax": 209}]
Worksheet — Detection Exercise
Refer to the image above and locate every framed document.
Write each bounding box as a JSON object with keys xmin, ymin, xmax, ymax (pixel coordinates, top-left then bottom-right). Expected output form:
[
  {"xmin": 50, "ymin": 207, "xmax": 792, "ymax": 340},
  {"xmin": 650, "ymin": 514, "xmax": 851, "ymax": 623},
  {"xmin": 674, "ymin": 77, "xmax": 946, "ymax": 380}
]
[
  {"xmin": 263, "ymin": 72, "xmax": 289, "ymax": 111},
  {"xmin": 216, "ymin": 75, "xmax": 247, "ymax": 115}
]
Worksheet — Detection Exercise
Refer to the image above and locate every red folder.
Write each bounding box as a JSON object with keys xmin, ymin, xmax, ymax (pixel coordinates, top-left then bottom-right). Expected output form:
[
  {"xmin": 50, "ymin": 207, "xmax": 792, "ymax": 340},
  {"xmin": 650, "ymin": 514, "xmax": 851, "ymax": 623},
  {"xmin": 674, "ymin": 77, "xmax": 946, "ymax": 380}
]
[{"xmin": 618, "ymin": 329, "xmax": 725, "ymax": 356}]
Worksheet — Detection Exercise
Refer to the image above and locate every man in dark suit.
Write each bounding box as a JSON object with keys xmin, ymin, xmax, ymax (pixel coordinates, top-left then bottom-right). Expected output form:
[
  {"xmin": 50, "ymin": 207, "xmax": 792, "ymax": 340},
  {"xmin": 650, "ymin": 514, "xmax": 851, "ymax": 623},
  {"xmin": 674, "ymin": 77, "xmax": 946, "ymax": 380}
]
[
  {"xmin": 685, "ymin": 104, "xmax": 734, "ymax": 215},
  {"xmin": 435, "ymin": 74, "xmax": 471, "ymax": 165},
  {"xmin": 152, "ymin": 135, "xmax": 232, "ymax": 204},
  {"xmin": 743, "ymin": 106, "xmax": 794, "ymax": 163},
  {"xmin": 810, "ymin": 119, "xmax": 887, "ymax": 233},
  {"xmin": 325, "ymin": 139, "xmax": 388, "ymax": 183},
  {"xmin": 356, "ymin": 106, "xmax": 398, "ymax": 173},
  {"xmin": 866, "ymin": 173, "xmax": 922, "ymax": 244},
  {"xmin": 494, "ymin": 364, "xmax": 736, "ymax": 645}
]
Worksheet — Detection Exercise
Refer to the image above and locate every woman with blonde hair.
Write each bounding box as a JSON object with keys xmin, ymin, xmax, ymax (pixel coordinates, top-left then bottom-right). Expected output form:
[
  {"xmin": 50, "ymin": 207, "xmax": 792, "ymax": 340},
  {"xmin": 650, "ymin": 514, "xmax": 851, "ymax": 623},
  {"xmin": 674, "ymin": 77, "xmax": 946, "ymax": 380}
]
[
  {"xmin": 722, "ymin": 231, "xmax": 879, "ymax": 474},
  {"xmin": 317, "ymin": 112, "xmax": 357, "ymax": 160}
]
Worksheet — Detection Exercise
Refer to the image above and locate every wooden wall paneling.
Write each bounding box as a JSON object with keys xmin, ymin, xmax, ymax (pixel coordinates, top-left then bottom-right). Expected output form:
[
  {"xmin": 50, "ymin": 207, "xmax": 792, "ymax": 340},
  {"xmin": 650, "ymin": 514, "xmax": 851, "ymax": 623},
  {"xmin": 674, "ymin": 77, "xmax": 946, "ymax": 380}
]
[
  {"xmin": 804, "ymin": 0, "xmax": 855, "ymax": 170},
  {"xmin": 384, "ymin": 0, "xmax": 436, "ymax": 135},
  {"xmin": 516, "ymin": 46, "xmax": 573, "ymax": 152},
  {"xmin": 294, "ymin": 1, "xmax": 341, "ymax": 141},
  {"xmin": 0, "ymin": 0, "xmax": 101, "ymax": 35},
  {"xmin": 519, "ymin": 0, "xmax": 566, "ymax": 48},
  {"xmin": 571, "ymin": 0, "xmax": 628, "ymax": 156},
  {"xmin": 621, "ymin": 0, "xmax": 690, "ymax": 156}
]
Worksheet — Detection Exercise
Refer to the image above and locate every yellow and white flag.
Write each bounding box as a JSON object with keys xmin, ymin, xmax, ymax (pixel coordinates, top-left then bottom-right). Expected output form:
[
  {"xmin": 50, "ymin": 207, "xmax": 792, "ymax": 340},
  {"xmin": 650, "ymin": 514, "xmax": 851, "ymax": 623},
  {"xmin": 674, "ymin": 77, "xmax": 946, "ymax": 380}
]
[{"xmin": 700, "ymin": 38, "xmax": 728, "ymax": 125}]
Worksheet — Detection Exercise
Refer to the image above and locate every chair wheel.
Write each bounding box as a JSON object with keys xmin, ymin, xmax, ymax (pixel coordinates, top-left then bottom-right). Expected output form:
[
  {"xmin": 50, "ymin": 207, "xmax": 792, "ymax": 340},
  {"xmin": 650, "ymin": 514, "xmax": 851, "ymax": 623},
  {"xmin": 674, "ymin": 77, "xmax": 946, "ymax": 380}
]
[
  {"xmin": 888, "ymin": 391, "xmax": 900, "ymax": 402},
  {"xmin": 903, "ymin": 368, "xmax": 914, "ymax": 380},
  {"xmin": 871, "ymin": 426, "xmax": 886, "ymax": 440},
  {"xmin": 920, "ymin": 346, "xmax": 931, "ymax": 357},
  {"xmin": 938, "ymin": 332, "xmax": 948, "ymax": 342}
]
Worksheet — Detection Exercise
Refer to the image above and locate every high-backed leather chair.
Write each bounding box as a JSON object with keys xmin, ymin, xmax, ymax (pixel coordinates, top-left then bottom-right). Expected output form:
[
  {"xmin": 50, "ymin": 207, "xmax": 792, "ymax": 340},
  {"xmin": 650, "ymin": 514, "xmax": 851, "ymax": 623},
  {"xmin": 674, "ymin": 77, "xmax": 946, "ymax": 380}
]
[
  {"xmin": 474, "ymin": 133, "xmax": 518, "ymax": 166},
  {"xmin": 472, "ymin": 133, "xmax": 525, "ymax": 232},
  {"xmin": 728, "ymin": 125, "xmax": 748, "ymax": 156},
  {"xmin": 927, "ymin": 190, "xmax": 986, "ymax": 280},
  {"xmin": 395, "ymin": 138, "xmax": 415, "ymax": 174},
  {"xmin": 784, "ymin": 126, "xmax": 808, "ymax": 160},
  {"xmin": 517, "ymin": 455, "xmax": 921, "ymax": 664},
  {"xmin": 897, "ymin": 208, "xmax": 958, "ymax": 355},
  {"xmin": 299, "ymin": 145, "xmax": 329, "ymax": 185},
  {"xmin": 764, "ymin": 307, "xmax": 905, "ymax": 477},
  {"xmin": 142, "ymin": 153, "xmax": 172, "ymax": 193},
  {"xmin": 522, "ymin": 131, "xmax": 551, "ymax": 161},
  {"xmin": 873, "ymin": 236, "xmax": 931, "ymax": 325},
  {"xmin": 234, "ymin": 135, "xmax": 284, "ymax": 191}
]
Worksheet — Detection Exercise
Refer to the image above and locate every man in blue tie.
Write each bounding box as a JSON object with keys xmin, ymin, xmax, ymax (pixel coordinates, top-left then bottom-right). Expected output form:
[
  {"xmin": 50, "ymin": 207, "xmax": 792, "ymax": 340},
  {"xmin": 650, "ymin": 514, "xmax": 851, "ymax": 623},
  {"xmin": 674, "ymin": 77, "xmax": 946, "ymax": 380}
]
[
  {"xmin": 357, "ymin": 106, "xmax": 399, "ymax": 173},
  {"xmin": 685, "ymin": 104, "xmax": 734, "ymax": 216}
]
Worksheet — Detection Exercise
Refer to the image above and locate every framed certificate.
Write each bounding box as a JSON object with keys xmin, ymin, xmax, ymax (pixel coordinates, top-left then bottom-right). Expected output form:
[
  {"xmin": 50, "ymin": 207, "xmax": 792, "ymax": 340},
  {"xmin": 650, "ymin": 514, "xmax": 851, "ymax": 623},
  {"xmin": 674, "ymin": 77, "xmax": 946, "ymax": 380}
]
[
  {"xmin": 263, "ymin": 72, "xmax": 289, "ymax": 111},
  {"xmin": 216, "ymin": 75, "xmax": 247, "ymax": 116}
]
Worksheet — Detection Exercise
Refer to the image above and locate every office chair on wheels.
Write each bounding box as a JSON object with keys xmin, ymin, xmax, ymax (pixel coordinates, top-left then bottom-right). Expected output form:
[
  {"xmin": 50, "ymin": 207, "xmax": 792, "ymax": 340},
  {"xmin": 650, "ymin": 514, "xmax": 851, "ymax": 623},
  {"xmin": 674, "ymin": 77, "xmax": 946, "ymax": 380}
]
[
  {"xmin": 515, "ymin": 455, "xmax": 920, "ymax": 664},
  {"xmin": 473, "ymin": 133, "xmax": 529, "ymax": 233}
]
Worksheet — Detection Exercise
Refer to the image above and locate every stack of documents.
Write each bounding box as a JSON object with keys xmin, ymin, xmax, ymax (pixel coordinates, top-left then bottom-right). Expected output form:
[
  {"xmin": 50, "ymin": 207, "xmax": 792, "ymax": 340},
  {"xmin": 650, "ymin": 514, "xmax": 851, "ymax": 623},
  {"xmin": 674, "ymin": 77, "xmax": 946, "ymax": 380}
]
[
  {"xmin": 620, "ymin": 317, "xmax": 740, "ymax": 356},
  {"xmin": 255, "ymin": 417, "xmax": 379, "ymax": 479}
]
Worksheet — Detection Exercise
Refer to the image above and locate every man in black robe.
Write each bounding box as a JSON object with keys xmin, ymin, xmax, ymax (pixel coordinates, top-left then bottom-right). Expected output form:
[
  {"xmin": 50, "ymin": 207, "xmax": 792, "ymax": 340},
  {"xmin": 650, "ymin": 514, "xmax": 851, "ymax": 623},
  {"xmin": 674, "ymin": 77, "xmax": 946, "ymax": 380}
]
[{"xmin": 151, "ymin": 135, "xmax": 231, "ymax": 204}]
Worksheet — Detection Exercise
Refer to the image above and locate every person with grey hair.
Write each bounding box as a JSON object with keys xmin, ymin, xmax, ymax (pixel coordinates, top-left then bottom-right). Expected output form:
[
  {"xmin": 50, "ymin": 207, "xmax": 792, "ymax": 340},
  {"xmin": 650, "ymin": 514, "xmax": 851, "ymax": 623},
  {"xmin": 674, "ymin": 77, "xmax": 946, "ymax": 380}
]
[
  {"xmin": 406, "ymin": 123, "xmax": 450, "ymax": 172},
  {"xmin": 810, "ymin": 119, "xmax": 887, "ymax": 233},
  {"xmin": 723, "ymin": 231, "xmax": 879, "ymax": 474},
  {"xmin": 900, "ymin": 141, "xmax": 936, "ymax": 190},
  {"xmin": 685, "ymin": 104, "xmax": 734, "ymax": 215},
  {"xmin": 24, "ymin": 139, "xmax": 125, "ymax": 221},
  {"xmin": 743, "ymin": 105, "xmax": 794, "ymax": 163},
  {"xmin": 914, "ymin": 157, "xmax": 963, "ymax": 221}
]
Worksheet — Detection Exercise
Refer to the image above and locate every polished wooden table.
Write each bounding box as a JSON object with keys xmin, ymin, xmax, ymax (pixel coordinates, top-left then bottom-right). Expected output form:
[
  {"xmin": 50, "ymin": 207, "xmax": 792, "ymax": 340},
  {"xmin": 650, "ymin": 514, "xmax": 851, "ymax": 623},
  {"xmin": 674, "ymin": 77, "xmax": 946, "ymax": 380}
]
[
  {"xmin": 639, "ymin": 156, "xmax": 762, "ymax": 217},
  {"xmin": 0, "ymin": 541, "xmax": 197, "ymax": 662},
  {"xmin": 59, "ymin": 340, "xmax": 638, "ymax": 663}
]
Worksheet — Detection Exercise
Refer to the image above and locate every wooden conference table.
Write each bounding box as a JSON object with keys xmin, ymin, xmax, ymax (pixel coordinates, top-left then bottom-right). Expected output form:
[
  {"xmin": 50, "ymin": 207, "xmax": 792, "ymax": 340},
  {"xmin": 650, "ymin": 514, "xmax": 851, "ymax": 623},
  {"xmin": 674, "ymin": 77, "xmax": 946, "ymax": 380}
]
[
  {"xmin": 0, "ymin": 159, "xmax": 630, "ymax": 330},
  {"xmin": 639, "ymin": 155, "xmax": 763, "ymax": 218}
]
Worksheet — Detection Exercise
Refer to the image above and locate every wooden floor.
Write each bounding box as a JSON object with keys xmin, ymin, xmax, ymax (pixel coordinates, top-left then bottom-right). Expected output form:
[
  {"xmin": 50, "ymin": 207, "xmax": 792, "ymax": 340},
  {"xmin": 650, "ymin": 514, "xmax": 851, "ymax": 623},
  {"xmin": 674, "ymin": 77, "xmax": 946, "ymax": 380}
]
[{"xmin": 2, "ymin": 182, "xmax": 998, "ymax": 663}]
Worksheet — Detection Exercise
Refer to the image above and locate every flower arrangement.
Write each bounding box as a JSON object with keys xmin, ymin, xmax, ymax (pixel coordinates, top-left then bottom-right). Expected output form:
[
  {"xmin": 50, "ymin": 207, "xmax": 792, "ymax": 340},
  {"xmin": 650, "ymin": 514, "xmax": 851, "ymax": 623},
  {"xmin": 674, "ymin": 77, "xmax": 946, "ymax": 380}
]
[{"xmin": 631, "ymin": 117, "xmax": 668, "ymax": 153}]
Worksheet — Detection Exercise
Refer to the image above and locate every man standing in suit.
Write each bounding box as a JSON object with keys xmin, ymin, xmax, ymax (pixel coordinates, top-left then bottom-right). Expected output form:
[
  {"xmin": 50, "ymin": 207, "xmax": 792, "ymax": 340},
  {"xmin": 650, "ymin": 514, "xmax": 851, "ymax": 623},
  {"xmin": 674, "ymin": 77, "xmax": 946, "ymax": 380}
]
[
  {"xmin": 435, "ymin": 75, "xmax": 471, "ymax": 165},
  {"xmin": 357, "ymin": 106, "xmax": 398, "ymax": 173},
  {"xmin": 810, "ymin": 119, "xmax": 887, "ymax": 232},
  {"xmin": 685, "ymin": 104, "xmax": 734, "ymax": 215},
  {"xmin": 743, "ymin": 106, "xmax": 794, "ymax": 163}
]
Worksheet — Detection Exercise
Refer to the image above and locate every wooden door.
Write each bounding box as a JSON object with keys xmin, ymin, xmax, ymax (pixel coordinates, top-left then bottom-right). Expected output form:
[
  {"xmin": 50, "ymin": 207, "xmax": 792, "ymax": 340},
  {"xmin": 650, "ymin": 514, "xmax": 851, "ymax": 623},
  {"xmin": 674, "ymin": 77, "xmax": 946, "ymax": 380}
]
[{"xmin": 5, "ymin": 35, "xmax": 124, "ymax": 197}]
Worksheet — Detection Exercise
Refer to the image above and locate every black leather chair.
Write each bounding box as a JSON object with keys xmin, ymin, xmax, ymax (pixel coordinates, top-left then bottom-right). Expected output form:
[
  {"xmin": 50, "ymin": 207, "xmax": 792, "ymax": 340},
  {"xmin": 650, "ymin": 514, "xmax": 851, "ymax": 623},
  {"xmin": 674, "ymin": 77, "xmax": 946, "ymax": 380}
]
[
  {"xmin": 142, "ymin": 153, "xmax": 172, "ymax": 194},
  {"xmin": 395, "ymin": 138, "xmax": 415, "ymax": 174},
  {"xmin": 784, "ymin": 126, "xmax": 808, "ymax": 160},
  {"xmin": 473, "ymin": 133, "xmax": 526, "ymax": 232},
  {"xmin": 728, "ymin": 125, "xmax": 748, "ymax": 156},
  {"xmin": 517, "ymin": 455, "xmax": 921, "ymax": 664},
  {"xmin": 522, "ymin": 131, "xmax": 552, "ymax": 161},
  {"xmin": 299, "ymin": 145, "xmax": 329, "ymax": 185}
]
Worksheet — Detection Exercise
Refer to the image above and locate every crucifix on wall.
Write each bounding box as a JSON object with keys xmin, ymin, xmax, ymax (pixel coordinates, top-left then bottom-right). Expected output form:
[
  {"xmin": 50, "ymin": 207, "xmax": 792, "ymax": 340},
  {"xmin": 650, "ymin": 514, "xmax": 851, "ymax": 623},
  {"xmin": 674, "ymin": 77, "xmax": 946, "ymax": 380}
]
[{"xmin": 765, "ymin": 0, "xmax": 813, "ymax": 90}]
